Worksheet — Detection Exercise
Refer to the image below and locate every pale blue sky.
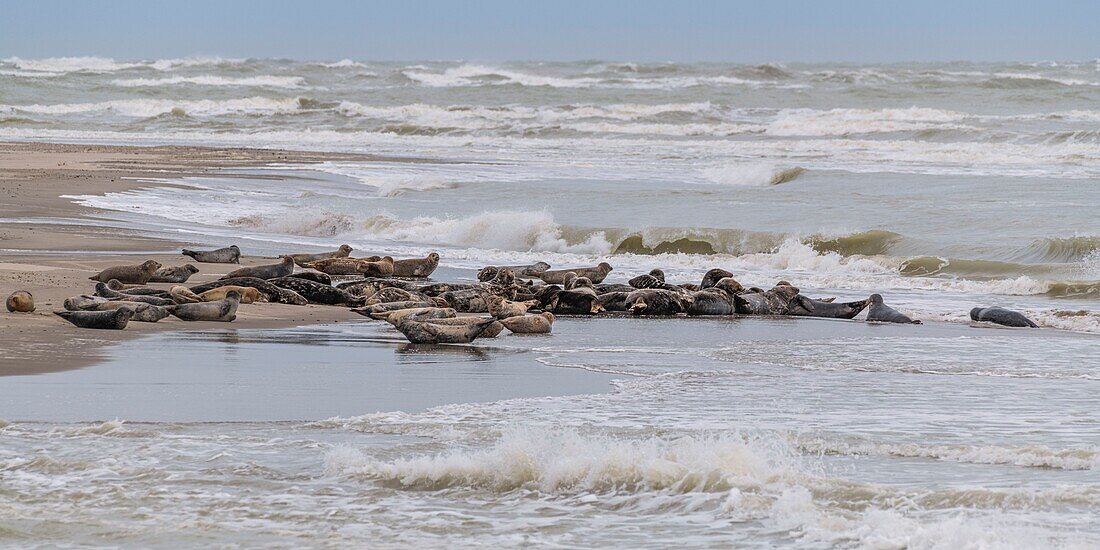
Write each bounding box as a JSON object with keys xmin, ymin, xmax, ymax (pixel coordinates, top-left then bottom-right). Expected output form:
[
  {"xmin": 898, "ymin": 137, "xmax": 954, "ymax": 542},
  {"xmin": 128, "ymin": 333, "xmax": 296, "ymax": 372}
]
[{"xmin": 1, "ymin": 0, "xmax": 1097, "ymax": 62}]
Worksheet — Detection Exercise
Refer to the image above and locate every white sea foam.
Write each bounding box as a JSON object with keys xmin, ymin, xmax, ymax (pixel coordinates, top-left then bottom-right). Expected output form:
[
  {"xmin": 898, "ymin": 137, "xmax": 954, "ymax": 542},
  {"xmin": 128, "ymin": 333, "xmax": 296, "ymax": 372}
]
[
  {"xmin": 698, "ymin": 163, "xmax": 805, "ymax": 186},
  {"xmin": 3, "ymin": 56, "xmax": 143, "ymax": 73},
  {"xmin": 796, "ymin": 437, "xmax": 1100, "ymax": 470},
  {"xmin": 356, "ymin": 211, "xmax": 614, "ymax": 254},
  {"xmin": 767, "ymin": 107, "xmax": 972, "ymax": 136},
  {"xmin": 317, "ymin": 59, "xmax": 368, "ymax": 69},
  {"xmin": 111, "ymin": 75, "xmax": 309, "ymax": 89},
  {"xmin": 1, "ymin": 97, "xmax": 307, "ymax": 117}
]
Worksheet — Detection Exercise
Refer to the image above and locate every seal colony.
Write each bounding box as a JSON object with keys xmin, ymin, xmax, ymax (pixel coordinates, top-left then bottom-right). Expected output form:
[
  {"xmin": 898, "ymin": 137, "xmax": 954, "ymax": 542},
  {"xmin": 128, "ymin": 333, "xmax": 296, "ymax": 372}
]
[{"xmin": 21, "ymin": 244, "xmax": 1046, "ymax": 340}]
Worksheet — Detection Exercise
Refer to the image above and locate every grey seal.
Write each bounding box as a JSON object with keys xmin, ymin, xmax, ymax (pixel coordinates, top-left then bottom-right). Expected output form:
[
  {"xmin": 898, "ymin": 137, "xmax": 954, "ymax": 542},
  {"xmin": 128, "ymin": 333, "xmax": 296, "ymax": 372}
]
[
  {"xmin": 549, "ymin": 277, "xmax": 604, "ymax": 315},
  {"xmin": 789, "ymin": 297, "xmax": 871, "ymax": 320},
  {"xmin": 149, "ymin": 264, "xmax": 199, "ymax": 283},
  {"xmin": 169, "ymin": 286, "xmax": 204, "ymax": 304},
  {"xmin": 55, "ymin": 308, "xmax": 133, "ymax": 330},
  {"xmin": 735, "ymin": 285, "xmax": 814, "ymax": 316},
  {"xmin": 305, "ymin": 256, "xmax": 394, "ymax": 276},
  {"xmin": 625, "ymin": 288, "xmax": 692, "ymax": 315},
  {"xmin": 499, "ymin": 312, "xmax": 555, "ymax": 334},
  {"xmin": 94, "ymin": 283, "xmax": 175, "ymax": 306},
  {"xmin": 221, "ymin": 256, "xmax": 295, "ymax": 280},
  {"xmin": 285, "ymin": 244, "xmax": 353, "ymax": 267},
  {"xmin": 970, "ymin": 306, "xmax": 1038, "ymax": 328},
  {"xmin": 190, "ymin": 277, "xmax": 307, "ymax": 305},
  {"xmin": 372, "ymin": 307, "xmax": 458, "ymax": 325},
  {"xmin": 6, "ymin": 290, "xmax": 34, "ymax": 313},
  {"xmin": 687, "ymin": 278, "xmax": 744, "ymax": 316},
  {"xmin": 867, "ymin": 294, "xmax": 921, "ymax": 324},
  {"xmin": 392, "ymin": 252, "xmax": 440, "ymax": 278},
  {"xmin": 288, "ymin": 271, "xmax": 332, "ymax": 285},
  {"xmin": 478, "ymin": 261, "xmax": 551, "ymax": 281},
  {"xmin": 352, "ymin": 301, "xmax": 439, "ymax": 316},
  {"xmin": 171, "ymin": 291, "xmax": 240, "ymax": 322},
  {"xmin": 198, "ymin": 286, "xmax": 265, "ymax": 304},
  {"xmin": 414, "ymin": 316, "xmax": 505, "ymax": 338},
  {"xmin": 539, "ymin": 262, "xmax": 613, "ymax": 285},
  {"xmin": 393, "ymin": 317, "xmax": 499, "ymax": 344},
  {"xmin": 182, "ymin": 245, "xmax": 240, "ymax": 264},
  {"xmin": 105, "ymin": 280, "xmax": 172, "ymax": 297},
  {"xmin": 89, "ymin": 260, "xmax": 161, "ymax": 284},
  {"xmin": 86, "ymin": 301, "xmax": 172, "ymax": 323},
  {"xmin": 269, "ymin": 277, "xmax": 365, "ymax": 306},
  {"xmin": 700, "ymin": 268, "xmax": 734, "ymax": 289},
  {"xmin": 487, "ymin": 295, "xmax": 539, "ymax": 319}
]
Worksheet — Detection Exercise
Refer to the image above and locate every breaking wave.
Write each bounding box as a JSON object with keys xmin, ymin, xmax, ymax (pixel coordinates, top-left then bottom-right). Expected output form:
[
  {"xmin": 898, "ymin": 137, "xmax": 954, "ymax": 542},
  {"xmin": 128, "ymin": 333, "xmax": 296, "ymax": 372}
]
[
  {"xmin": 796, "ymin": 436, "xmax": 1100, "ymax": 471},
  {"xmin": 697, "ymin": 164, "xmax": 805, "ymax": 186},
  {"xmin": 0, "ymin": 97, "xmax": 312, "ymax": 118},
  {"xmin": 111, "ymin": 75, "xmax": 309, "ymax": 89}
]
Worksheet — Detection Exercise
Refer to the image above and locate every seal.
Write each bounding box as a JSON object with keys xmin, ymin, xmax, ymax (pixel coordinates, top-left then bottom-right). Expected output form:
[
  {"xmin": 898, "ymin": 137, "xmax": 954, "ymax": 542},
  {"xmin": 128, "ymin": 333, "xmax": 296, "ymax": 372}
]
[
  {"xmin": 106, "ymin": 280, "xmax": 172, "ymax": 297},
  {"xmin": 866, "ymin": 294, "xmax": 921, "ymax": 324},
  {"xmin": 182, "ymin": 245, "xmax": 240, "ymax": 264},
  {"xmin": 149, "ymin": 264, "xmax": 199, "ymax": 283},
  {"xmin": 89, "ymin": 260, "xmax": 162, "ymax": 284},
  {"xmin": 285, "ymin": 244, "xmax": 353, "ymax": 267},
  {"xmin": 352, "ymin": 300, "xmax": 439, "ymax": 317},
  {"xmin": 94, "ymin": 283, "xmax": 175, "ymax": 306},
  {"xmin": 550, "ymin": 277, "xmax": 604, "ymax": 315},
  {"xmin": 269, "ymin": 277, "xmax": 365, "ymax": 306},
  {"xmin": 304, "ymin": 256, "xmax": 394, "ymax": 276},
  {"xmin": 478, "ymin": 261, "xmax": 551, "ymax": 282},
  {"xmin": 735, "ymin": 284, "xmax": 814, "ymax": 315},
  {"xmin": 169, "ymin": 286, "xmax": 204, "ymax": 303},
  {"xmin": 220, "ymin": 256, "xmax": 295, "ymax": 280},
  {"xmin": 789, "ymin": 297, "xmax": 870, "ymax": 319},
  {"xmin": 372, "ymin": 307, "xmax": 458, "ymax": 325},
  {"xmin": 440, "ymin": 289, "xmax": 494, "ymax": 313},
  {"xmin": 6, "ymin": 290, "xmax": 34, "ymax": 313},
  {"xmin": 628, "ymin": 269, "xmax": 666, "ymax": 288},
  {"xmin": 498, "ymin": 311, "xmax": 555, "ymax": 334},
  {"xmin": 364, "ymin": 287, "xmax": 432, "ymax": 305},
  {"xmin": 970, "ymin": 306, "xmax": 1038, "ymax": 328},
  {"xmin": 198, "ymin": 286, "xmax": 264, "ymax": 304},
  {"xmin": 394, "ymin": 317, "xmax": 500, "ymax": 343},
  {"xmin": 700, "ymin": 268, "xmax": 734, "ymax": 289},
  {"xmin": 55, "ymin": 308, "xmax": 133, "ymax": 330},
  {"xmin": 539, "ymin": 262, "xmax": 613, "ymax": 285},
  {"xmin": 63, "ymin": 295, "xmax": 107, "ymax": 311},
  {"xmin": 625, "ymin": 288, "xmax": 691, "ymax": 315},
  {"xmin": 189, "ymin": 277, "xmax": 305, "ymax": 305},
  {"xmin": 487, "ymin": 295, "xmax": 539, "ymax": 319},
  {"xmin": 687, "ymin": 278, "xmax": 743, "ymax": 316},
  {"xmin": 86, "ymin": 301, "xmax": 172, "ymax": 323},
  {"xmin": 171, "ymin": 291, "xmax": 240, "ymax": 322},
  {"xmin": 392, "ymin": 252, "xmax": 440, "ymax": 278},
  {"xmin": 414, "ymin": 316, "xmax": 505, "ymax": 338}
]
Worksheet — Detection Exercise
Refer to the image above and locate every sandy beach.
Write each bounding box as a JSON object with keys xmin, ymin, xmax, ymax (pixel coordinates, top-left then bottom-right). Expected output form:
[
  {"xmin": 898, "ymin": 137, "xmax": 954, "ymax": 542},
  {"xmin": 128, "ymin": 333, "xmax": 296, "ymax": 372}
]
[{"xmin": 0, "ymin": 142, "xmax": 404, "ymax": 375}]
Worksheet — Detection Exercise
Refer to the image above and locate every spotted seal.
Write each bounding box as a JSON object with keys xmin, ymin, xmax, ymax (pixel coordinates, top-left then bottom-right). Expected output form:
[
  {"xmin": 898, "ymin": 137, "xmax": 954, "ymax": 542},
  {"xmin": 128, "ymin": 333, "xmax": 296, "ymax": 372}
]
[
  {"xmin": 393, "ymin": 317, "xmax": 499, "ymax": 344},
  {"xmin": 105, "ymin": 280, "xmax": 172, "ymax": 297},
  {"xmin": 539, "ymin": 262, "xmax": 613, "ymax": 285},
  {"xmin": 866, "ymin": 294, "xmax": 921, "ymax": 324},
  {"xmin": 171, "ymin": 291, "xmax": 240, "ymax": 322},
  {"xmin": 55, "ymin": 308, "xmax": 133, "ymax": 330},
  {"xmin": 700, "ymin": 268, "xmax": 734, "ymax": 289},
  {"xmin": 269, "ymin": 277, "xmax": 365, "ymax": 306},
  {"xmin": 149, "ymin": 264, "xmax": 199, "ymax": 283},
  {"xmin": 351, "ymin": 301, "xmax": 439, "ymax": 317},
  {"xmin": 487, "ymin": 295, "xmax": 539, "ymax": 319},
  {"xmin": 221, "ymin": 256, "xmax": 295, "ymax": 280},
  {"xmin": 687, "ymin": 278, "xmax": 743, "ymax": 315},
  {"xmin": 970, "ymin": 306, "xmax": 1037, "ymax": 328},
  {"xmin": 625, "ymin": 288, "xmax": 691, "ymax": 315},
  {"xmin": 89, "ymin": 260, "xmax": 161, "ymax": 284},
  {"xmin": 189, "ymin": 277, "xmax": 305, "ymax": 305},
  {"xmin": 94, "ymin": 283, "xmax": 175, "ymax": 306},
  {"xmin": 735, "ymin": 284, "xmax": 814, "ymax": 316},
  {"xmin": 182, "ymin": 245, "xmax": 240, "ymax": 264},
  {"xmin": 85, "ymin": 301, "xmax": 172, "ymax": 323},
  {"xmin": 789, "ymin": 297, "xmax": 870, "ymax": 319},
  {"xmin": 392, "ymin": 252, "xmax": 440, "ymax": 278},
  {"xmin": 305, "ymin": 256, "xmax": 394, "ymax": 276},
  {"xmin": 198, "ymin": 286, "xmax": 264, "ymax": 304},
  {"xmin": 549, "ymin": 277, "xmax": 604, "ymax": 315},
  {"xmin": 372, "ymin": 307, "xmax": 458, "ymax": 325},
  {"xmin": 498, "ymin": 312, "xmax": 555, "ymax": 334},
  {"xmin": 478, "ymin": 261, "xmax": 551, "ymax": 281},
  {"xmin": 288, "ymin": 270, "xmax": 332, "ymax": 285}
]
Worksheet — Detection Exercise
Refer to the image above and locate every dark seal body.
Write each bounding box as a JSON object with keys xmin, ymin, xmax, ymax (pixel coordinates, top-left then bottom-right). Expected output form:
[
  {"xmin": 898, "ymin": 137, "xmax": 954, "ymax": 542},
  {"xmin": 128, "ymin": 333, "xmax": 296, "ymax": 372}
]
[
  {"xmin": 286, "ymin": 245, "xmax": 353, "ymax": 267},
  {"xmin": 789, "ymin": 298, "xmax": 870, "ymax": 319},
  {"xmin": 182, "ymin": 245, "xmax": 240, "ymax": 264},
  {"xmin": 539, "ymin": 262, "xmax": 613, "ymax": 285},
  {"xmin": 55, "ymin": 308, "xmax": 133, "ymax": 330},
  {"xmin": 867, "ymin": 294, "xmax": 921, "ymax": 324},
  {"xmin": 171, "ymin": 292, "xmax": 240, "ymax": 322},
  {"xmin": 221, "ymin": 256, "xmax": 295, "ymax": 280},
  {"xmin": 89, "ymin": 260, "xmax": 161, "ymax": 284},
  {"xmin": 189, "ymin": 277, "xmax": 308, "ymax": 305},
  {"xmin": 269, "ymin": 277, "xmax": 364, "ymax": 306},
  {"xmin": 970, "ymin": 306, "xmax": 1038, "ymax": 328},
  {"xmin": 149, "ymin": 264, "xmax": 199, "ymax": 283}
]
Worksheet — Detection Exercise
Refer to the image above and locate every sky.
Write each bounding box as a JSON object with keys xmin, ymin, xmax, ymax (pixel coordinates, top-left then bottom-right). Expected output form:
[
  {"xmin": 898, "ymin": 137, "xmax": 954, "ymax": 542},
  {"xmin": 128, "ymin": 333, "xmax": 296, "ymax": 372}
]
[{"xmin": 1, "ymin": 0, "xmax": 1097, "ymax": 63}]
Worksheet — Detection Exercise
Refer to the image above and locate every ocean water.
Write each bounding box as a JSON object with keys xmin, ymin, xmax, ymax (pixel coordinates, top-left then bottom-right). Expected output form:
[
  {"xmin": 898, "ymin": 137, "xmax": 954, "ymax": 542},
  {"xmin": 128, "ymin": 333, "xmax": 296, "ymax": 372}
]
[{"xmin": 2, "ymin": 57, "xmax": 1100, "ymax": 547}]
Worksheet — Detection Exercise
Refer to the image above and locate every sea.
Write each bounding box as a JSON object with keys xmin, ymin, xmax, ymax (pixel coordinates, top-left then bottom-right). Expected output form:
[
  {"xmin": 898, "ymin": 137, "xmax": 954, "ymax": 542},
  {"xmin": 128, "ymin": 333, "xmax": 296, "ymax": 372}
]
[{"xmin": 1, "ymin": 56, "xmax": 1099, "ymax": 548}]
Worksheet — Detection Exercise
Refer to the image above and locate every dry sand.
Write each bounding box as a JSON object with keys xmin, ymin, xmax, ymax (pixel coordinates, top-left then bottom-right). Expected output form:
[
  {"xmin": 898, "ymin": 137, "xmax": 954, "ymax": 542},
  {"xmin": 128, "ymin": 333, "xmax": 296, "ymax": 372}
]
[{"xmin": 0, "ymin": 141, "xmax": 409, "ymax": 376}]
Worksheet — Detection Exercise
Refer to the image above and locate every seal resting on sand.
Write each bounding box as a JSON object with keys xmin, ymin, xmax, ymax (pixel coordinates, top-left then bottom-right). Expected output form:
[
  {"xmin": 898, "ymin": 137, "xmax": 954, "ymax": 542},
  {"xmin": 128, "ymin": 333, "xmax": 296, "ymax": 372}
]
[
  {"xmin": 970, "ymin": 306, "xmax": 1038, "ymax": 328},
  {"xmin": 394, "ymin": 317, "xmax": 499, "ymax": 344},
  {"xmin": 84, "ymin": 301, "xmax": 171, "ymax": 323},
  {"xmin": 95, "ymin": 283, "xmax": 175, "ymax": 306},
  {"xmin": 198, "ymin": 286, "xmax": 264, "ymax": 304},
  {"xmin": 687, "ymin": 278, "xmax": 743, "ymax": 316},
  {"xmin": 169, "ymin": 286, "xmax": 204, "ymax": 303},
  {"xmin": 6, "ymin": 290, "xmax": 34, "ymax": 312},
  {"xmin": 539, "ymin": 262, "xmax": 613, "ymax": 284},
  {"xmin": 220, "ymin": 256, "xmax": 295, "ymax": 280},
  {"xmin": 182, "ymin": 245, "xmax": 240, "ymax": 264},
  {"xmin": 304, "ymin": 256, "xmax": 394, "ymax": 276},
  {"xmin": 487, "ymin": 295, "xmax": 539, "ymax": 319},
  {"xmin": 89, "ymin": 260, "xmax": 161, "ymax": 284},
  {"xmin": 269, "ymin": 277, "xmax": 364, "ymax": 306},
  {"xmin": 189, "ymin": 277, "xmax": 305, "ymax": 305},
  {"xmin": 285, "ymin": 245, "xmax": 353, "ymax": 267},
  {"xmin": 392, "ymin": 252, "xmax": 440, "ymax": 278},
  {"xmin": 171, "ymin": 291, "xmax": 240, "ymax": 322},
  {"xmin": 866, "ymin": 294, "xmax": 921, "ymax": 324},
  {"xmin": 149, "ymin": 264, "xmax": 199, "ymax": 283},
  {"xmin": 478, "ymin": 262, "xmax": 550, "ymax": 281},
  {"xmin": 499, "ymin": 312, "xmax": 555, "ymax": 334},
  {"xmin": 55, "ymin": 308, "xmax": 133, "ymax": 330}
]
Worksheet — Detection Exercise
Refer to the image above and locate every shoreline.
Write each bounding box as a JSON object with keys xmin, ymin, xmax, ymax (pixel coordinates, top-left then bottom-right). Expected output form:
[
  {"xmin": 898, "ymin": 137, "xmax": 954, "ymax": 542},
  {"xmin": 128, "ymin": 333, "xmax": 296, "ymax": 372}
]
[{"xmin": 0, "ymin": 141, "xmax": 424, "ymax": 376}]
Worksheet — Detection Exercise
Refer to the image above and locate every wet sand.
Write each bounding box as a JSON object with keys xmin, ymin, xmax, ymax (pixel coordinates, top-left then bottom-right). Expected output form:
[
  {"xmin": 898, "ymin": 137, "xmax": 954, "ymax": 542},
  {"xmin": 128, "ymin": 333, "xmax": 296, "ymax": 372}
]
[{"xmin": 0, "ymin": 142, "xmax": 414, "ymax": 375}]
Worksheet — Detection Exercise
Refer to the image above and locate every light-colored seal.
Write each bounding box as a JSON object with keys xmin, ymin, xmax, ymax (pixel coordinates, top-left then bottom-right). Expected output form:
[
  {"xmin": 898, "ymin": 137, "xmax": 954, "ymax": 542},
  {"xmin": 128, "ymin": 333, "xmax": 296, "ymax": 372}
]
[
  {"xmin": 970, "ymin": 306, "xmax": 1038, "ymax": 328},
  {"xmin": 539, "ymin": 262, "xmax": 613, "ymax": 285},
  {"xmin": 220, "ymin": 256, "xmax": 295, "ymax": 280},
  {"xmin": 169, "ymin": 286, "xmax": 204, "ymax": 304},
  {"xmin": 198, "ymin": 286, "xmax": 264, "ymax": 304},
  {"xmin": 866, "ymin": 294, "xmax": 921, "ymax": 324},
  {"xmin": 392, "ymin": 252, "xmax": 440, "ymax": 278},
  {"xmin": 352, "ymin": 301, "xmax": 440, "ymax": 316},
  {"xmin": 171, "ymin": 291, "xmax": 241, "ymax": 322},
  {"xmin": 487, "ymin": 295, "xmax": 539, "ymax": 319},
  {"xmin": 305, "ymin": 256, "xmax": 394, "ymax": 276},
  {"xmin": 498, "ymin": 312, "xmax": 555, "ymax": 334},
  {"xmin": 149, "ymin": 264, "xmax": 199, "ymax": 283},
  {"xmin": 106, "ymin": 280, "xmax": 171, "ymax": 296},
  {"xmin": 285, "ymin": 245, "xmax": 353, "ymax": 267},
  {"xmin": 393, "ymin": 317, "xmax": 499, "ymax": 344},
  {"xmin": 182, "ymin": 245, "xmax": 240, "ymax": 264},
  {"xmin": 189, "ymin": 278, "xmax": 304, "ymax": 305},
  {"xmin": 55, "ymin": 308, "xmax": 133, "ymax": 330},
  {"xmin": 415, "ymin": 316, "xmax": 505, "ymax": 338},
  {"xmin": 89, "ymin": 260, "xmax": 162, "ymax": 284},
  {"xmin": 6, "ymin": 290, "xmax": 34, "ymax": 313},
  {"xmin": 371, "ymin": 307, "xmax": 458, "ymax": 325}
]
